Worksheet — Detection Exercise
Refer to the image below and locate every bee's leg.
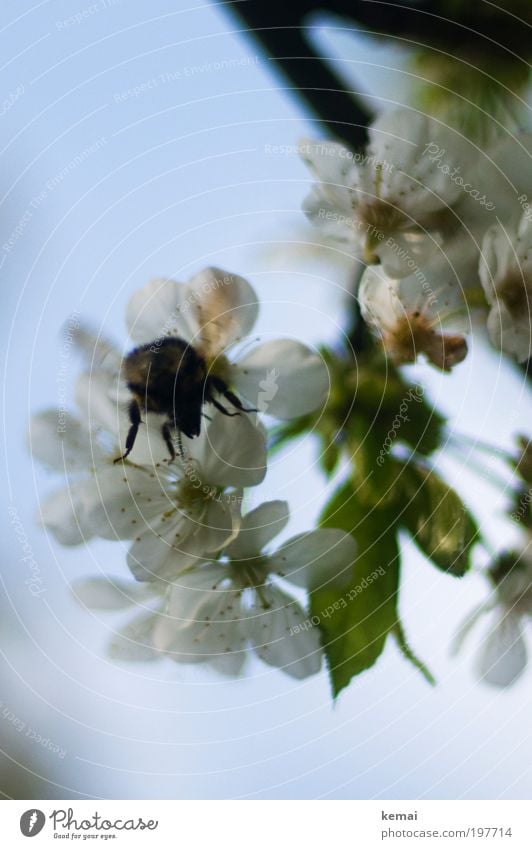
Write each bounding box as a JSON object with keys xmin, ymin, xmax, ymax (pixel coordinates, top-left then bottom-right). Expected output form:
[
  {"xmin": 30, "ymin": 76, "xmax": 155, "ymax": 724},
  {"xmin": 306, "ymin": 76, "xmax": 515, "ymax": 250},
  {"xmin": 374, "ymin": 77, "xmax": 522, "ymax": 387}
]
[
  {"xmin": 209, "ymin": 376, "xmax": 258, "ymax": 414},
  {"xmin": 114, "ymin": 400, "xmax": 141, "ymax": 463},
  {"xmin": 161, "ymin": 421, "xmax": 176, "ymax": 462},
  {"xmin": 211, "ymin": 398, "xmax": 240, "ymax": 417},
  {"xmin": 223, "ymin": 389, "xmax": 258, "ymax": 414}
]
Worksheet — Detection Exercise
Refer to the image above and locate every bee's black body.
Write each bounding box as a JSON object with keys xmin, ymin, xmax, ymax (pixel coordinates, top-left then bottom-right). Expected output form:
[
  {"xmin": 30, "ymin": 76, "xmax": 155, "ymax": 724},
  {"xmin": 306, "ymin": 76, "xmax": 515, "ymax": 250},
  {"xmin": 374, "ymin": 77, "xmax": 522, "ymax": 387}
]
[{"xmin": 117, "ymin": 336, "xmax": 254, "ymax": 462}]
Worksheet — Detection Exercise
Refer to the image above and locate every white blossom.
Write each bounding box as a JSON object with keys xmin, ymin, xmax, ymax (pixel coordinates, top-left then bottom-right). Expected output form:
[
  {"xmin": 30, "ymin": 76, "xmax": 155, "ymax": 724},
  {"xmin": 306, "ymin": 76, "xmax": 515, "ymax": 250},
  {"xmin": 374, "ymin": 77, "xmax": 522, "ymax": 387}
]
[
  {"xmin": 125, "ymin": 267, "xmax": 329, "ymax": 419},
  {"xmin": 479, "ymin": 213, "xmax": 532, "ymax": 362},
  {"xmin": 358, "ymin": 254, "xmax": 469, "ymax": 371},
  {"xmin": 33, "ymin": 397, "xmax": 266, "ymax": 578},
  {"xmin": 452, "ymin": 552, "xmax": 532, "ymax": 688},
  {"xmin": 73, "ymin": 501, "xmax": 357, "ymax": 680},
  {"xmin": 300, "ymin": 109, "xmax": 473, "ymax": 278}
]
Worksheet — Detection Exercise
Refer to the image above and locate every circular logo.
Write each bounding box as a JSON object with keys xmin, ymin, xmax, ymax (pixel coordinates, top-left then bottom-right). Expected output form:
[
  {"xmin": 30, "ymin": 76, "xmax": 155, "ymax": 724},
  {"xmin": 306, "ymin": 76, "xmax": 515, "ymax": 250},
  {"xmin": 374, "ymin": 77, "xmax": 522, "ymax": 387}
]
[{"xmin": 20, "ymin": 810, "xmax": 46, "ymax": 837}]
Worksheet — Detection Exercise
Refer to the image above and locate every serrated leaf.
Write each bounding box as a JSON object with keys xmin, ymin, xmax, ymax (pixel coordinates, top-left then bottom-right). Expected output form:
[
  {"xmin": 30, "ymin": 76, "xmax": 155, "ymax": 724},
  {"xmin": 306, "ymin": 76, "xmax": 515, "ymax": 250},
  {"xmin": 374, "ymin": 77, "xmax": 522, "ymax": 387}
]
[
  {"xmin": 392, "ymin": 621, "xmax": 435, "ymax": 685},
  {"xmin": 312, "ymin": 481, "xmax": 400, "ymax": 697},
  {"xmin": 400, "ymin": 466, "xmax": 478, "ymax": 577}
]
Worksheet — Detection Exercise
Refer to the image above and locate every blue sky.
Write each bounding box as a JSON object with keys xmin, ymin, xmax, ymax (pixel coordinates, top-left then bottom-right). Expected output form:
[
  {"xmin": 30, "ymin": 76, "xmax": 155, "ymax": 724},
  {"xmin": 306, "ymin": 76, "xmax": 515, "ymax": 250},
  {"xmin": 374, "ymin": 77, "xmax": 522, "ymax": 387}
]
[{"xmin": 0, "ymin": 0, "xmax": 531, "ymax": 799}]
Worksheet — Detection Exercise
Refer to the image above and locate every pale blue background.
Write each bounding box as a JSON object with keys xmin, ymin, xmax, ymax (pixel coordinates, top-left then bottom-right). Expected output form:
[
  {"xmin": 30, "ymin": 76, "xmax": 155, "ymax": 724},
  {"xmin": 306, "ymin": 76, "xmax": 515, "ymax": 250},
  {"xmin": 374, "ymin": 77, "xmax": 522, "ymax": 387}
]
[{"xmin": 0, "ymin": 0, "xmax": 531, "ymax": 799}]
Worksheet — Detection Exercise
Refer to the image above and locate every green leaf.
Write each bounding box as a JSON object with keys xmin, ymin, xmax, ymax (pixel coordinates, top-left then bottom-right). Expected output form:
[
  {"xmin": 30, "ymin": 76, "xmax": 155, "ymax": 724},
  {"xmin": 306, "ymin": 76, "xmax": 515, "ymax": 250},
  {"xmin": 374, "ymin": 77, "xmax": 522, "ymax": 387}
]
[
  {"xmin": 400, "ymin": 466, "xmax": 478, "ymax": 577},
  {"xmin": 312, "ymin": 481, "xmax": 400, "ymax": 697},
  {"xmin": 354, "ymin": 364, "xmax": 446, "ymax": 458},
  {"xmin": 392, "ymin": 621, "xmax": 436, "ymax": 686},
  {"xmin": 347, "ymin": 423, "xmax": 408, "ymax": 508}
]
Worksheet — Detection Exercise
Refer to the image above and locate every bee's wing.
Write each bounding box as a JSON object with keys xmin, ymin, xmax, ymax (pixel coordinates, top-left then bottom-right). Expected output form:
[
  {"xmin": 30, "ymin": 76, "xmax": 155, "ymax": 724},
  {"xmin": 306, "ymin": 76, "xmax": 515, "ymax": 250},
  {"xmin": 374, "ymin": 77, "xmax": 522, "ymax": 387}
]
[{"xmin": 65, "ymin": 322, "xmax": 122, "ymax": 371}]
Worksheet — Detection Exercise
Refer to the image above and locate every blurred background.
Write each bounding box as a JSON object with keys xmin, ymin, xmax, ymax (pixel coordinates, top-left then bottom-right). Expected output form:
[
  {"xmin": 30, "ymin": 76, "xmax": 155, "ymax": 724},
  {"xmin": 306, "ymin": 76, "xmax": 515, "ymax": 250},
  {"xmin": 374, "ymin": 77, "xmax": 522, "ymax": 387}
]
[{"xmin": 1, "ymin": 0, "xmax": 531, "ymax": 799}]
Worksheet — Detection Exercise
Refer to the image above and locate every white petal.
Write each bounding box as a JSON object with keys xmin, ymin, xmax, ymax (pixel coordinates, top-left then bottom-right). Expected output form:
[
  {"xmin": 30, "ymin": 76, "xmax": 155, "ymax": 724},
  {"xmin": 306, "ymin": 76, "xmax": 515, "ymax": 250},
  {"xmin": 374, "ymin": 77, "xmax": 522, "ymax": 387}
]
[
  {"xmin": 75, "ymin": 369, "xmax": 126, "ymax": 437},
  {"xmin": 375, "ymin": 230, "xmax": 439, "ymax": 280},
  {"xmin": 39, "ymin": 483, "xmax": 94, "ymax": 546},
  {"xmin": 107, "ymin": 611, "xmax": 162, "ymax": 662},
  {"xmin": 449, "ymin": 603, "xmax": 489, "ymax": 656},
  {"xmin": 126, "ymin": 277, "xmax": 196, "ymax": 345},
  {"xmin": 84, "ymin": 466, "xmax": 170, "ymax": 540},
  {"xmin": 226, "ymin": 501, "xmax": 290, "ymax": 560},
  {"xmin": 194, "ymin": 409, "xmax": 267, "ymax": 488},
  {"xmin": 67, "ymin": 323, "xmax": 121, "ymax": 371},
  {"xmin": 479, "ymin": 223, "xmax": 514, "ymax": 303},
  {"xmin": 187, "ymin": 267, "xmax": 259, "ymax": 358},
  {"xmin": 302, "ymin": 186, "xmax": 357, "ymax": 244},
  {"xmin": 71, "ymin": 576, "xmax": 153, "ymax": 610},
  {"xmin": 126, "ymin": 497, "xmax": 236, "ymax": 582},
  {"xmin": 246, "ymin": 586, "xmax": 322, "ymax": 679},
  {"xmin": 29, "ymin": 410, "xmax": 99, "ymax": 472},
  {"xmin": 359, "ymin": 266, "xmax": 401, "ymax": 330},
  {"xmin": 298, "ymin": 137, "xmax": 357, "ymax": 186},
  {"xmin": 126, "ymin": 511, "xmax": 196, "ymax": 582},
  {"xmin": 487, "ymin": 303, "xmax": 532, "ymax": 362},
  {"xmin": 164, "ymin": 564, "xmax": 232, "ymax": 621},
  {"xmin": 153, "ymin": 566, "xmax": 246, "ymax": 667},
  {"xmin": 232, "ymin": 340, "xmax": 329, "ymax": 419},
  {"xmin": 475, "ymin": 613, "xmax": 528, "ymax": 688},
  {"xmin": 268, "ymin": 529, "xmax": 356, "ymax": 589},
  {"xmin": 368, "ymin": 110, "xmax": 470, "ymax": 209}
]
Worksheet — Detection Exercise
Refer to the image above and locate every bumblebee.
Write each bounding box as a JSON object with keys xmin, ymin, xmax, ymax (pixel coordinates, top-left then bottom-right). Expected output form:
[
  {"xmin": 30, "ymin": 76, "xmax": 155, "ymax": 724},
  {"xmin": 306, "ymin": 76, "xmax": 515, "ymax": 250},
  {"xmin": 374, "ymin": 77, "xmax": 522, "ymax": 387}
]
[{"xmin": 117, "ymin": 336, "xmax": 255, "ymax": 462}]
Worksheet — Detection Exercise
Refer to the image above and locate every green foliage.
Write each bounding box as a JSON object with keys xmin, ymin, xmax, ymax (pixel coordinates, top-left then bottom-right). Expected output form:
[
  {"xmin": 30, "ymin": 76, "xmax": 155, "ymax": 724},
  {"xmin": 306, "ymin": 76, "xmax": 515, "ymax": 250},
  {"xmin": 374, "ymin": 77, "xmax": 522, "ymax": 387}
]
[
  {"xmin": 269, "ymin": 349, "xmax": 446, "ymax": 486},
  {"xmin": 313, "ymin": 481, "xmax": 401, "ymax": 697},
  {"xmin": 392, "ymin": 621, "xmax": 435, "ymax": 686},
  {"xmin": 399, "ymin": 466, "xmax": 478, "ymax": 577},
  {"xmin": 271, "ymin": 346, "xmax": 479, "ymax": 694}
]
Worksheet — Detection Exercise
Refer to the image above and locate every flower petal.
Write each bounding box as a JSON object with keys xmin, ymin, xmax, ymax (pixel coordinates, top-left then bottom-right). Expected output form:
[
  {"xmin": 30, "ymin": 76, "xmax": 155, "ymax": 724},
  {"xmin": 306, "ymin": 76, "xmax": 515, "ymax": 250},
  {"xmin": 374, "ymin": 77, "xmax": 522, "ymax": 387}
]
[
  {"xmin": 153, "ymin": 566, "xmax": 246, "ymax": 669},
  {"xmin": 84, "ymin": 466, "xmax": 170, "ymax": 540},
  {"xmin": 225, "ymin": 501, "xmax": 290, "ymax": 560},
  {"xmin": 126, "ymin": 511, "xmax": 197, "ymax": 582},
  {"xmin": 486, "ymin": 303, "xmax": 532, "ymax": 363},
  {"xmin": 125, "ymin": 497, "xmax": 237, "ymax": 583},
  {"xmin": 246, "ymin": 586, "xmax": 322, "ymax": 679},
  {"xmin": 126, "ymin": 277, "xmax": 196, "ymax": 345},
  {"xmin": 268, "ymin": 529, "xmax": 357, "ymax": 589},
  {"xmin": 29, "ymin": 410, "xmax": 100, "ymax": 472},
  {"xmin": 375, "ymin": 230, "xmax": 440, "ymax": 280},
  {"xmin": 187, "ymin": 267, "xmax": 259, "ymax": 358},
  {"xmin": 449, "ymin": 603, "xmax": 489, "ymax": 656},
  {"xmin": 192, "ymin": 409, "xmax": 267, "ymax": 488},
  {"xmin": 232, "ymin": 339, "xmax": 329, "ymax": 419},
  {"xmin": 39, "ymin": 483, "xmax": 94, "ymax": 546},
  {"xmin": 475, "ymin": 613, "xmax": 528, "ymax": 688},
  {"xmin": 71, "ymin": 576, "xmax": 153, "ymax": 610},
  {"xmin": 107, "ymin": 611, "xmax": 162, "ymax": 662}
]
